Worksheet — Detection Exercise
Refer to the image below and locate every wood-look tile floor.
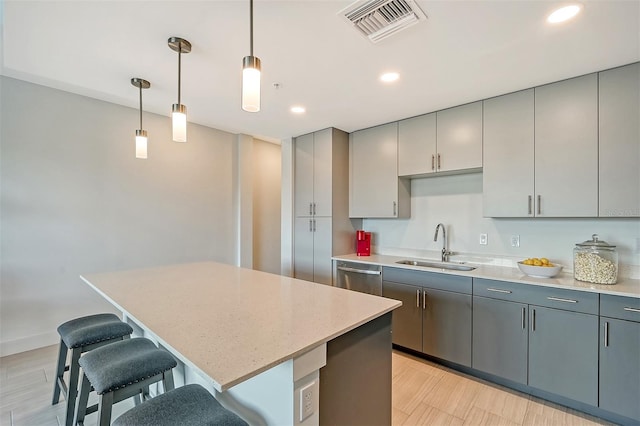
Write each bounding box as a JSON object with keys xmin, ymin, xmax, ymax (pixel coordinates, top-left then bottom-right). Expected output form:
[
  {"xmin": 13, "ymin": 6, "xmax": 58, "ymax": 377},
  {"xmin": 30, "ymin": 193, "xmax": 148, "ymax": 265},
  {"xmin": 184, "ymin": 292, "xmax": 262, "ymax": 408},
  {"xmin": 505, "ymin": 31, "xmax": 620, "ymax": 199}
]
[{"xmin": 0, "ymin": 345, "xmax": 615, "ymax": 425}]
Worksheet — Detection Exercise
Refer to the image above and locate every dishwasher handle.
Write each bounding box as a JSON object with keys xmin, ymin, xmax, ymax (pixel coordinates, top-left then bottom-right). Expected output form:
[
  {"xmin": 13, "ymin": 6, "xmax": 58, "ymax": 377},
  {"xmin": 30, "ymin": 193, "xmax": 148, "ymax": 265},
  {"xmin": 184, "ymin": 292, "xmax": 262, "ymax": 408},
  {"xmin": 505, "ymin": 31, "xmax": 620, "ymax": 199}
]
[{"xmin": 337, "ymin": 266, "xmax": 381, "ymax": 276}]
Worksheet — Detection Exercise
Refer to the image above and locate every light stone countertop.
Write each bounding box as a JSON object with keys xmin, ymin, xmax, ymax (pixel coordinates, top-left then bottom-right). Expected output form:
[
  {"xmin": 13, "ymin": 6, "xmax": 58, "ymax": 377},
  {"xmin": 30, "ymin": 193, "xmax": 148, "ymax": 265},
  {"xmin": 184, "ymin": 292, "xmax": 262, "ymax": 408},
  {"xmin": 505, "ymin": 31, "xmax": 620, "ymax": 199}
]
[
  {"xmin": 333, "ymin": 253, "xmax": 640, "ymax": 298},
  {"xmin": 81, "ymin": 261, "xmax": 401, "ymax": 391}
]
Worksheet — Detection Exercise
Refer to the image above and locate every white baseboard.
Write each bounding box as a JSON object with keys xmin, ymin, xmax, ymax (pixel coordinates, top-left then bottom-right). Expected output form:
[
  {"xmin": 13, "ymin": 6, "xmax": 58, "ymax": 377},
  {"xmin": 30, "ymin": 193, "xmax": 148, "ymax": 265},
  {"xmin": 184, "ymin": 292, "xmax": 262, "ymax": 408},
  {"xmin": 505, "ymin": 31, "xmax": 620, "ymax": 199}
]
[{"xmin": 0, "ymin": 331, "xmax": 59, "ymax": 357}]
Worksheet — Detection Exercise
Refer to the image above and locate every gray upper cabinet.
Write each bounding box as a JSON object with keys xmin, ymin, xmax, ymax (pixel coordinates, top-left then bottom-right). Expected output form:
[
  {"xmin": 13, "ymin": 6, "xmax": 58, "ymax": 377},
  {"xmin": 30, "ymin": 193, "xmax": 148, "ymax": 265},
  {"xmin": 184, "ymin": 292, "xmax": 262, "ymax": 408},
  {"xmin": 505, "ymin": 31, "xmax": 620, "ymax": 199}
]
[
  {"xmin": 534, "ymin": 73, "xmax": 598, "ymax": 217},
  {"xmin": 436, "ymin": 102, "xmax": 483, "ymax": 173},
  {"xmin": 398, "ymin": 113, "xmax": 436, "ymax": 176},
  {"xmin": 599, "ymin": 294, "xmax": 640, "ymax": 421},
  {"xmin": 483, "ymin": 89, "xmax": 535, "ymax": 217},
  {"xmin": 294, "ymin": 129, "xmax": 332, "ymax": 217},
  {"xmin": 599, "ymin": 62, "xmax": 640, "ymax": 217},
  {"xmin": 349, "ymin": 123, "xmax": 410, "ymax": 218},
  {"xmin": 294, "ymin": 132, "xmax": 315, "ymax": 217}
]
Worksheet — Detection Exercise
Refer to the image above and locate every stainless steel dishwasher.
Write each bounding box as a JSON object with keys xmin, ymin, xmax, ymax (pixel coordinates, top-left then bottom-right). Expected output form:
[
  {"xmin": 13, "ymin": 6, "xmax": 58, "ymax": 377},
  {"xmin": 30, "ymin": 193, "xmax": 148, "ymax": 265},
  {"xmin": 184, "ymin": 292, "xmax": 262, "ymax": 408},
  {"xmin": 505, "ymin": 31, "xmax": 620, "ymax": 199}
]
[{"xmin": 335, "ymin": 261, "xmax": 382, "ymax": 296}]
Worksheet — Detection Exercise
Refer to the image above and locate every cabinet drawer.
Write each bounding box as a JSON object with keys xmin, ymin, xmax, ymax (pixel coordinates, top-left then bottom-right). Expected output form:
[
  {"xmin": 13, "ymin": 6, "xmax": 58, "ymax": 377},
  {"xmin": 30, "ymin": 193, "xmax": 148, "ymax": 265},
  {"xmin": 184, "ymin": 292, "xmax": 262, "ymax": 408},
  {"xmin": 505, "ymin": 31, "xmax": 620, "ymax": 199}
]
[
  {"xmin": 383, "ymin": 267, "xmax": 472, "ymax": 294},
  {"xmin": 600, "ymin": 294, "xmax": 640, "ymax": 322},
  {"xmin": 474, "ymin": 278, "xmax": 599, "ymax": 314}
]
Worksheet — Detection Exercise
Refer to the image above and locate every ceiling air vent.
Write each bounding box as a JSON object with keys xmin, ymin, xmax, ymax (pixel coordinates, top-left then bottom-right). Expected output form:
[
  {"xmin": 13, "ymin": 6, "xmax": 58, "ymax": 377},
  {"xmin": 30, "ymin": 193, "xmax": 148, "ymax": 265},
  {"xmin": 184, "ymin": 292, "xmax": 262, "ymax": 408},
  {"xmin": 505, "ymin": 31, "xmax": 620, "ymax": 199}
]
[{"xmin": 339, "ymin": 0, "xmax": 427, "ymax": 43}]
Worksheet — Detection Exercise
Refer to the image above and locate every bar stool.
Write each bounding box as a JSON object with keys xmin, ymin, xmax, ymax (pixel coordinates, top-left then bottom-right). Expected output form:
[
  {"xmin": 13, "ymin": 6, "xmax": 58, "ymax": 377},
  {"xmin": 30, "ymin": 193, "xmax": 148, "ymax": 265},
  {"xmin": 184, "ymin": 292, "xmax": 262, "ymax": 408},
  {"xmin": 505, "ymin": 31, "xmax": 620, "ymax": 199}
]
[
  {"xmin": 73, "ymin": 337, "xmax": 177, "ymax": 426},
  {"xmin": 112, "ymin": 384, "xmax": 248, "ymax": 426},
  {"xmin": 52, "ymin": 313, "xmax": 134, "ymax": 426}
]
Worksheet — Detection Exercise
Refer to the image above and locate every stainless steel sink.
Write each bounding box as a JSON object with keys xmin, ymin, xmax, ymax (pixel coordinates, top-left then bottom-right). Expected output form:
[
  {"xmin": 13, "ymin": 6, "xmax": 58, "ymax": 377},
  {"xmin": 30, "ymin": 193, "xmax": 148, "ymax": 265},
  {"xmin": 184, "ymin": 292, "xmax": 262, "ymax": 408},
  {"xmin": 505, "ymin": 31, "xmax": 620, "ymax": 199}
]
[{"xmin": 396, "ymin": 260, "xmax": 476, "ymax": 271}]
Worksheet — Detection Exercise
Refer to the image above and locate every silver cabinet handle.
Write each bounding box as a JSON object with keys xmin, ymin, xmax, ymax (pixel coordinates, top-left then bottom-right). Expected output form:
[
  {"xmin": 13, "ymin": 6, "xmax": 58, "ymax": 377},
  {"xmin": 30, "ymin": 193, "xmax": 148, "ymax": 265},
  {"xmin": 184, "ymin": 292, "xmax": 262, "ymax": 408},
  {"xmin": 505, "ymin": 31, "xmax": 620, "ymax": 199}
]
[
  {"xmin": 521, "ymin": 307, "xmax": 526, "ymax": 329},
  {"xmin": 531, "ymin": 308, "xmax": 536, "ymax": 332},
  {"xmin": 309, "ymin": 203, "xmax": 313, "ymax": 216},
  {"xmin": 623, "ymin": 307, "xmax": 640, "ymax": 313},
  {"xmin": 547, "ymin": 296, "xmax": 578, "ymax": 304},
  {"xmin": 336, "ymin": 266, "xmax": 381, "ymax": 275},
  {"xmin": 537, "ymin": 195, "xmax": 541, "ymax": 215},
  {"xmin": 309, "ymin": 219, "xmax": 312, "ymax": 232},
  {"xmin": 528, "ymin": 195, "xmax": 532, "ymax": 215},
  {"xmin": 313, "ymin": 202, "xmax": 316, "ymax": 216},
  {"xmin": 431, "ymin": 155, "xmax": 435, "ymax": 171},
  {"xmin": 604, "ymin": 321, "xmax": 609, "ymax": 347},
  {"xmin": 487, "ymin": 288, "xmax": 512, "ymax": 294},
  {"xmin": 312, "ymin": 219, "xmax": 316, "ymax": 232},
  {"xmin": 437, "ymin": 153, "xmax": 441, "ymax": 170},
  {"xmin": 416, "ymin": 289, "xmax": 420, "ymax": 308},
  {"xmin": 393, "ymin": 201, "xmax": 397, "ymax": 216},
  {"xmin": 423, "ymin": 290, "xmax": 427, "ymax": 310}
]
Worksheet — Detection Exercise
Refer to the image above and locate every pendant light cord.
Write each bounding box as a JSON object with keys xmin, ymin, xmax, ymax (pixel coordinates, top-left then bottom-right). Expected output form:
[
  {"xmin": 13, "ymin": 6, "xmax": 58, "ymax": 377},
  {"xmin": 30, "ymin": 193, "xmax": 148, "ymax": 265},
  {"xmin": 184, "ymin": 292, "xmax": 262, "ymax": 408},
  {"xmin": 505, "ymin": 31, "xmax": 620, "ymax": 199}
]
[
  {"xmin": 138, "ymin": 85, "xmax": 143, "ymax": 130},
  {"xmin": 177, "ymin": 40, "xmax": 182, "ymax": 105},
  {"xmin": 249, "ymin": 0, "xmax": 254, "ymax": 56}
]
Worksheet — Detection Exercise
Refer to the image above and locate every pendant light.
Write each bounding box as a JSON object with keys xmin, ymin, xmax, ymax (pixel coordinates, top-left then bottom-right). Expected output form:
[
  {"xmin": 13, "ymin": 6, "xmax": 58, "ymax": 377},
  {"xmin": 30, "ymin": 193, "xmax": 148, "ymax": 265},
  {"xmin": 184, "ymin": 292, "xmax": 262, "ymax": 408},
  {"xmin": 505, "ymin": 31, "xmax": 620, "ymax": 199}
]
[
  {"xmin": 168, "ymin": 36, "xmax": 191, "ymax": 142},
  {"xmin": 242, "ymin": 0, "xmax": 261, "ymax": 112},
  {"xmin": 131, "ymin": 78, "xmax": 150, "ymax": 159}
]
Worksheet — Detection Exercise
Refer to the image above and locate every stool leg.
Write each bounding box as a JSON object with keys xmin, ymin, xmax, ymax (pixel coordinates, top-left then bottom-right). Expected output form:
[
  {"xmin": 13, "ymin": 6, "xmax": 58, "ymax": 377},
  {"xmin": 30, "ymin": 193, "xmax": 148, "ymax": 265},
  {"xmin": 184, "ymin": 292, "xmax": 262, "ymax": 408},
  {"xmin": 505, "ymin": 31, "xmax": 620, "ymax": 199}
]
[
  {"xmin": 73, "ymin": 372, "xmax": 91, "ymax": 426},
  {"xmin": 163, "ymin": 369, "xmax": 175, "ymax": 393},
  {"xmin": 52, "ymin": 340, "xmax": 68, "ymax": 405},
  {"xmin": 97, "ymin": 392, "xmax": 114, "ymax": 426},
  {"xmin": 64, "ymin": 348, "xmax": 82, "ymax": 426}
]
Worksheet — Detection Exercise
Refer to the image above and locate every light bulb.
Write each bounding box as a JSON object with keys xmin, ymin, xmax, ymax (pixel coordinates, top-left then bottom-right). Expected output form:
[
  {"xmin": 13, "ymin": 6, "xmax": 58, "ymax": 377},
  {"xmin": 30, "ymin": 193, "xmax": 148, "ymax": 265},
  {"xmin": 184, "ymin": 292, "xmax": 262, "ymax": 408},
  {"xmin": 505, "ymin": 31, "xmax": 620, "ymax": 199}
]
[
  {"xmin": 135, "ymin": 130, "xmax": 148, "ymax": 159},
  {"xmin": 172, "ymin": 104, "xmax": 187, "ymax": 142}
]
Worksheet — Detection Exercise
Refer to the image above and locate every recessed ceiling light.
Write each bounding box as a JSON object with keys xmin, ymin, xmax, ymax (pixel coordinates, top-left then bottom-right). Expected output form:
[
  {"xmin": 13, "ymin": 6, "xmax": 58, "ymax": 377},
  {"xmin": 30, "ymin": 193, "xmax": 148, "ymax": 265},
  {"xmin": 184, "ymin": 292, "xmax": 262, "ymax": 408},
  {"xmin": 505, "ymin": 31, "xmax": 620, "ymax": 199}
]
[
  {"xmin": 290, "ymin": 106, "xmax": 306, "ymax": 114},
  {"xmin": 547, "ymin": 4, "xmax": 582, "ymax": 24},
  {"xmin": 380, "ymin": 72, "xmax": 400, "ymax": 83}
]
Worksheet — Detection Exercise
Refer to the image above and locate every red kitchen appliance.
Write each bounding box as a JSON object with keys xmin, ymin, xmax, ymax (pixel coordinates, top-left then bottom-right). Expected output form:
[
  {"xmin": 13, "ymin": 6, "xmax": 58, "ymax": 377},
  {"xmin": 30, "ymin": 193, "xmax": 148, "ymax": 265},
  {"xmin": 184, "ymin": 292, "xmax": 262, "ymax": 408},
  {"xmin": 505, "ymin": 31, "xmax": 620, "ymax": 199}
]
[{"xmin": 356, "ymin": 230, "xmax": 371, "ymax": 256}]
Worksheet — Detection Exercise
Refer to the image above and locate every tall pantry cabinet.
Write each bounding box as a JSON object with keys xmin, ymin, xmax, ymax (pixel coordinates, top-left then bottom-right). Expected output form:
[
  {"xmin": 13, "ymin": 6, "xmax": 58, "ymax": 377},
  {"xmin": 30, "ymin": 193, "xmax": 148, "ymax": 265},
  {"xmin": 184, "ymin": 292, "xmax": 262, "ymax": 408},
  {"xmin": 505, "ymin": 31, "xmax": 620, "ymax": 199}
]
[{"xmin": 293, "ymin": 128, "xmax": 359, "ymax": 285}]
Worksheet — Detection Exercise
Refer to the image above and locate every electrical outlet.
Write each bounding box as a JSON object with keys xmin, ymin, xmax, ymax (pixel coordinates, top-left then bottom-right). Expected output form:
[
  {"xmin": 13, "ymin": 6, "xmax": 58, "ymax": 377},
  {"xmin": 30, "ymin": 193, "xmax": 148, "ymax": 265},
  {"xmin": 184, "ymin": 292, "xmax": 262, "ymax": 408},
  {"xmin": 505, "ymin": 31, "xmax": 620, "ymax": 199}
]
[
  {"xmin": 479, "ymin": 234, "xmax": 488, "ymax": 245},
  {"xmin": 511, "ymin": 235, "xmax": 520, "ymax": 247},
  {"xmin": 299, "ymin": 380, "xmax": 316, "ymax": 421}
]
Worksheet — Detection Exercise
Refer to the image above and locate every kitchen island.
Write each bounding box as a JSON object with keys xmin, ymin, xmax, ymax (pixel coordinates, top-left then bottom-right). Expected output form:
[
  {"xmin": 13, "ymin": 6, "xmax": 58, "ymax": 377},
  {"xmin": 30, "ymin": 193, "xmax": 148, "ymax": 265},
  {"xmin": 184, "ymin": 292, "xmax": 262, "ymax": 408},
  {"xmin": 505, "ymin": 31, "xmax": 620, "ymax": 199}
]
[{"xmin": 81, "ymin": 261, "xmax": 401, "ymax": 426}]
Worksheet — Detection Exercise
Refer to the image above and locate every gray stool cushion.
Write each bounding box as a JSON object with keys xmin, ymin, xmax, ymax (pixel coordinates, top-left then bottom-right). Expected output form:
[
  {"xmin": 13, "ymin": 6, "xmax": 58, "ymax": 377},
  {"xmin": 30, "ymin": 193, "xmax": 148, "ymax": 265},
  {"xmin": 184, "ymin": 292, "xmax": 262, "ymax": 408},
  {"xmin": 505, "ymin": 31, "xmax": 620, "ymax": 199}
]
[
  {"xmin": 78, "ymin": 338, "xmax": 177, "ymax": 394},
  {"xmin": 57, "ymin": 313, "xmax": 133, "ymax": 348},
  {"xmin": 112, "ymin": 384, "xmax": 248, "ymax": 426}
]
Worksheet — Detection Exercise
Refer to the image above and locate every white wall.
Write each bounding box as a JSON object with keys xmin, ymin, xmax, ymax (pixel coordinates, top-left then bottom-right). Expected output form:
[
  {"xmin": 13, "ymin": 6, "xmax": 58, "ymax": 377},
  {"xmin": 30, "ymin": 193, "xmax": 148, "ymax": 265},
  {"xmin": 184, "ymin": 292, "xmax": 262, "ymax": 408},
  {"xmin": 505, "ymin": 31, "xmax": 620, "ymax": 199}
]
[
  {"xmin": 253, "ymin": 140, "xmax": 281, "ymax": 275},
  {"xmin": 364, "ymin": 173, "xmax": 640, "ymax": 276},
  {"xmin": 0, "ymin": 77, "xmax": 238, "ymax": 355}
]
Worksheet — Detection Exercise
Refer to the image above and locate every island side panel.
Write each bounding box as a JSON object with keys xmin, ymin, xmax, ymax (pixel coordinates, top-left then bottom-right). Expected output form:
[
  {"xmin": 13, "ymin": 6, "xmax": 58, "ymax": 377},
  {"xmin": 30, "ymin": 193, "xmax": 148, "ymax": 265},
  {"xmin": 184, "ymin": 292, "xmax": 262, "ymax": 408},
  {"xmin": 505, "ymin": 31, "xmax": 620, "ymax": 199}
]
[{"xmin": 319, "ymin": 312, "xmax": 392, "ymax": 426}]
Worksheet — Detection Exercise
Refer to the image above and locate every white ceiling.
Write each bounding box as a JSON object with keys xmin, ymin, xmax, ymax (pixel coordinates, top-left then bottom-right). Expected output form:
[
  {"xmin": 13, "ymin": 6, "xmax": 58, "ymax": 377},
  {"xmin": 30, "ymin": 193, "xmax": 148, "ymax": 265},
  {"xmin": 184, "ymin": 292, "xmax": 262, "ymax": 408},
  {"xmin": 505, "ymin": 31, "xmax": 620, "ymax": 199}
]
[{"xmin": 2, "ymin": 1, "xmax": 639, "ymax": 142}]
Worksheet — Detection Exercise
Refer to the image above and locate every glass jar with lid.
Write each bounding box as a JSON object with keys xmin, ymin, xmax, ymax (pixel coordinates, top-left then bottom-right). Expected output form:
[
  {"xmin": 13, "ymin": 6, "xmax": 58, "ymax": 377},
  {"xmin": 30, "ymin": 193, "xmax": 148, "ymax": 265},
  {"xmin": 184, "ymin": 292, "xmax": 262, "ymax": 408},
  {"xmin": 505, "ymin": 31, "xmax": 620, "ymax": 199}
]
[{"xmin": 573, "ymin": 234, "xmax": 618, "ymax": 284}]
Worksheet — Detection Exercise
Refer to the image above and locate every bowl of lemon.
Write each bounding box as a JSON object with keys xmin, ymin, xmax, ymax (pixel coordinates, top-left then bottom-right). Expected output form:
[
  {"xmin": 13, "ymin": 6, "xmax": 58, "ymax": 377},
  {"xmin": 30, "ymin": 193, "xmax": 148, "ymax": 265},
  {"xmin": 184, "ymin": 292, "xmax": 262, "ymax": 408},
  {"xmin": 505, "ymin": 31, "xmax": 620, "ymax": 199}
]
[{"xmin": 517, "ymin": 258, "xmax": 563, "ymax": 278}]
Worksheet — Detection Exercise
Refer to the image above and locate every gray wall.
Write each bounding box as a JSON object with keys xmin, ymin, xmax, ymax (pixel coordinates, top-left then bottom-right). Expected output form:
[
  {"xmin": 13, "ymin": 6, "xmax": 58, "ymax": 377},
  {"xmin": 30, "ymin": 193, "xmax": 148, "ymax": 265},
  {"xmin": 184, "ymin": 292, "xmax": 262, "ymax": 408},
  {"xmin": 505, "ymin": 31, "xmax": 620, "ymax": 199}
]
[{"xmin": 0, "ymin": 77, "xmax": 240, "ymax": 355}]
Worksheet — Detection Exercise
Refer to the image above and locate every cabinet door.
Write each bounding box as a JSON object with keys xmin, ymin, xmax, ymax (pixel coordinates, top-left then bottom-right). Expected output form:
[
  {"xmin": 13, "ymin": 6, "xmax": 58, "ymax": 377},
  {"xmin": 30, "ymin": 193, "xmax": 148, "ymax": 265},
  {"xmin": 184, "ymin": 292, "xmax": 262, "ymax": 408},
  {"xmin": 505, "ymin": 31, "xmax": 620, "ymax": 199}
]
[
  {"xmin": 382, "ymin": 281, "xmax": 422, "ymax": 352},
  {"xmin": 599, "ymin": 63, "xmax": 640, "ymax": 217},
  {"xmin": 436, "ymin": 101, "xmax": 483, "ymax": 172},
  {"xmin": 534, "ymin": 74, "xmax": 598, "ymax": 217},
  {"xmin": 312, "ymin": 217, "xmax": 332, "ymax": 285},
  {"xmin": 398, "ymin": 113, "xmax": 436, "ymax": 176},
  {"xmin": 599, "ymin": 317, "xmax": 640, "ymax": 421},
  {"xmin": 422, "ymin": 288, "xmax": 472, "ymax": 367},
  {"xmin": 483, "ymin": 90, "xmax": 535, "ymax": 217},
  {"xmin": 293, "ymin": 217, "xmax": 315, "ymax": 282},
  {"xmin": 472, "ymin": 296, "xmax": 528, "ymax": 385},
  {"xmin": 294, "ymin": 133, "xmax": 315, "ymax": 217},
  {"xmin": 312, "ymin": 128, "xmax": 333, "ymax": 217},
  {"xmin": 350, "ymin": 123, "xmax": 399, "ymax": 218},
  {"xmin": 528, "ymin": 306, "xmax": 598, "ymax": 406}
]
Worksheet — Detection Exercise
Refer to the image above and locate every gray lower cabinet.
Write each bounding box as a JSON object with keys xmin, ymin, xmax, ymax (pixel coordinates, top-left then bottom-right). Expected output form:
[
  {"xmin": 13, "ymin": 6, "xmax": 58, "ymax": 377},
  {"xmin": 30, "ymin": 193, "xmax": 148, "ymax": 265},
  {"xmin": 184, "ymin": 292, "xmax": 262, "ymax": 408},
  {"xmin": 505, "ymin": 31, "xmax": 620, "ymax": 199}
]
[
  {"xmin": 528, "ymin": 305, "xmax": 598, "ymax": 406},
  {"xmin": 381, "ymin": 281, "xmax": 422, "ymax": 352},
  {"xmin": 599, "ymin": 294, "xmax": 640, "ymax": 421},
  {"xmin": 382, "ymin": 268, "xmax": 472, "ymax": 367},
  {"xmin": 472, "ymin": 296, "xmax": 528, "ymax": 385}
]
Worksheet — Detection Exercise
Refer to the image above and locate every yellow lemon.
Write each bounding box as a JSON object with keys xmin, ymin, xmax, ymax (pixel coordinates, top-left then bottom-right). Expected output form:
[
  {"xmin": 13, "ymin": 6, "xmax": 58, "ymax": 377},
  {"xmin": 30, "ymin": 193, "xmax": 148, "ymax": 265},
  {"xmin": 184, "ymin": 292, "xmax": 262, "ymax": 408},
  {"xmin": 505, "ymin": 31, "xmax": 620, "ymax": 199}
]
[{"xmin": 541, "ymin": 258, "xmax": 549, "ymax": 265}]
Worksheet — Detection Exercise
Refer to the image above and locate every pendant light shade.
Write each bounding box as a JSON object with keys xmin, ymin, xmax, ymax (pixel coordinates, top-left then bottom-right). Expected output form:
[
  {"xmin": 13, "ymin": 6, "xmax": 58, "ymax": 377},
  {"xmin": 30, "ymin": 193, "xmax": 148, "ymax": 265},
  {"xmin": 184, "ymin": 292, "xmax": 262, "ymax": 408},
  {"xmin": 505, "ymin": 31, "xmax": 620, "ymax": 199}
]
[
  {"xmin": 168, "ymin": 36, "xmax": 191, "ymax": 142},
  {"xmin": 131, "ymin": 78, "xmax": 150, "ymax": 159},
  {"xmin": 242, "ymin": 0, "xmax": 261, "ymax": 112}
]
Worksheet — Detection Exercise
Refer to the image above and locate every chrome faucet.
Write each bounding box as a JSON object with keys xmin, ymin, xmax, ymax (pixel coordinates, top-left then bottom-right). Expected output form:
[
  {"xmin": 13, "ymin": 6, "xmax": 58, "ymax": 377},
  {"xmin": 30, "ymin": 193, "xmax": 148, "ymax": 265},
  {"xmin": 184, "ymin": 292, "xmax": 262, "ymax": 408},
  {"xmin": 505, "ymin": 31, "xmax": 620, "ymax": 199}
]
[{"xmin": 434, "ymin": 223, "xmax": 451, "ymax": 262}]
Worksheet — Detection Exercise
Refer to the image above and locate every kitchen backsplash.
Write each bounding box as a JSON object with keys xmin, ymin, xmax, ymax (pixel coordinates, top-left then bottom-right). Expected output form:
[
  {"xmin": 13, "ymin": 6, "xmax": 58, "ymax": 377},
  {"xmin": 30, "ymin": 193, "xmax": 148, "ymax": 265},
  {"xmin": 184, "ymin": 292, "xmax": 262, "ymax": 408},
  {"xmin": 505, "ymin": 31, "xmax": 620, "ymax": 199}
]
[{"xmin": 362, "ymin": 173, "xmax": 640, "ymax": 279}]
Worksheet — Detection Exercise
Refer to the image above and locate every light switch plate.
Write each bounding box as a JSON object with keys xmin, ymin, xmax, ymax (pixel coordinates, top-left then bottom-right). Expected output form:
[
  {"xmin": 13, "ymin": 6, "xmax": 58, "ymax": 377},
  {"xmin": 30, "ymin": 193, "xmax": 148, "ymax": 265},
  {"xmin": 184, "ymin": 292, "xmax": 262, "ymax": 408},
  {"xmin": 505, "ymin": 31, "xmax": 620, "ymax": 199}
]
[
  {"xmin": 479, "ymin": 234, "xmax": 488, "ymax": 245},
  {"xmin": 511, "ymin": 235, "xmax": 520, "ymax": 247}
]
